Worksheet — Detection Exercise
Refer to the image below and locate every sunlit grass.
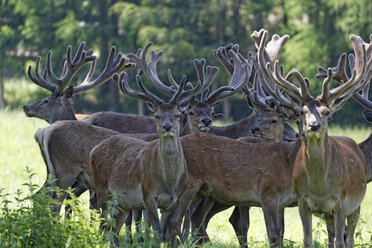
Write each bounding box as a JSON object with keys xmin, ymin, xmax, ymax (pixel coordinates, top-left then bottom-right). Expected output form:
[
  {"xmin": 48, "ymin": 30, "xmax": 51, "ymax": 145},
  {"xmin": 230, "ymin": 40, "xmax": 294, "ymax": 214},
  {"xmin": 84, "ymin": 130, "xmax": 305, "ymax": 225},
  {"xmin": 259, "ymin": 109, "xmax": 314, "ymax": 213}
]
[{"xmin": 0, "ymin": 110, "xmax": 371, "ymax": 247}]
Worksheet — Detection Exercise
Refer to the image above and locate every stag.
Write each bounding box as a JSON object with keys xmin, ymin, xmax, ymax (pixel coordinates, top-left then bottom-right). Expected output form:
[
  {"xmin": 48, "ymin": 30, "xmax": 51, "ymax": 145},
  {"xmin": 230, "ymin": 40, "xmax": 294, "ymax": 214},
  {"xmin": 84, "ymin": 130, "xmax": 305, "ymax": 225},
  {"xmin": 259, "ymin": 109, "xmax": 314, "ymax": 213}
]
[
  {"xmin": 316, "ymin": 36, "xmax": 372, "ymax": 183},
  {"xmin": 196, "ymin": 44, "xmax": 298, "ymax": 141},
  {"xmin": 256, "ymin": 29, "xmax": 370, "ymax": 248},
  {"xmin": 24, "ymin": 41, "xmax": 134, "ymax": 211},
  {"xmin": 88, "ymin": 46, "xmax": 248, "ymax": 245},
  {"xmin": 23, "ymin": 41, "xmax": 134, "ymax": 124}
]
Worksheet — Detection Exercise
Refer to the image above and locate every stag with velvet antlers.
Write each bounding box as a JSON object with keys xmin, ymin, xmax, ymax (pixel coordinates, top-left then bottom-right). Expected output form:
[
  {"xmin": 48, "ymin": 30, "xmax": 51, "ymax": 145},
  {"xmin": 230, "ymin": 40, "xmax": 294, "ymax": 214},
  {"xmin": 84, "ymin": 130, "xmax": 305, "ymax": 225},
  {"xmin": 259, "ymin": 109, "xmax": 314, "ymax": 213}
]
[
  {"xmin": 256, "ymin": 29, "xmax": 370, "ymax": 248},
  {"xmin": 89, "ymin": 45, "xmax": 248, "ymax": 245},
  {"xmin": 23, "ymin": 41, "xmax": 135, "ymax": 124},
  {"xmin": 316, "ymin": 36, "xmax": 372, "ymax": 183}
]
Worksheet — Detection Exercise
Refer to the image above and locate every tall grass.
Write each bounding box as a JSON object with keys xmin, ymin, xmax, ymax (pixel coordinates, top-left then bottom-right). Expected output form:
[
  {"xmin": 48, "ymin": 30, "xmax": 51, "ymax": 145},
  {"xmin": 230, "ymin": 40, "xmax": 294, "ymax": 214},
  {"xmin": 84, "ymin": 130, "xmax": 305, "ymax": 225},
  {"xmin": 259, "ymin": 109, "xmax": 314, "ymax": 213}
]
[{"xmin": 0, "ymin": 110, "xmax": 371, "ymax": 247}]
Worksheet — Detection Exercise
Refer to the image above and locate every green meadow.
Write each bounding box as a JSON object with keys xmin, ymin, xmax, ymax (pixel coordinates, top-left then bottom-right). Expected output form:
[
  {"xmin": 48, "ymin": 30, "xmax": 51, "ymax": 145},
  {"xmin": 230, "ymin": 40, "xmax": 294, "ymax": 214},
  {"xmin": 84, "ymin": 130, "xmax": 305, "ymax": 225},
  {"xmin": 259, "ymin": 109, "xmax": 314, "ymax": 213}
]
[{"xmin": 0, "ymin": 110, "xmax": 371, "ymax": 247}]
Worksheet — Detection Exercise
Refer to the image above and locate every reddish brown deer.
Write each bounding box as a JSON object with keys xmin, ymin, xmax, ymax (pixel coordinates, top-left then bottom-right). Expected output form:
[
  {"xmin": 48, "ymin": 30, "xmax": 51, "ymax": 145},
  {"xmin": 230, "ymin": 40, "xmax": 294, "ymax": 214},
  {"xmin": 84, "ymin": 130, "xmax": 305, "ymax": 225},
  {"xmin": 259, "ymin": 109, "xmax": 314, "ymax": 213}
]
[
  {"xmin": 256, "ymin": 29, "xmax": 370, "ymax": 248},
  {"xmin": 316, "ymin": 38, "xmax": 372, "ymax": 183}
]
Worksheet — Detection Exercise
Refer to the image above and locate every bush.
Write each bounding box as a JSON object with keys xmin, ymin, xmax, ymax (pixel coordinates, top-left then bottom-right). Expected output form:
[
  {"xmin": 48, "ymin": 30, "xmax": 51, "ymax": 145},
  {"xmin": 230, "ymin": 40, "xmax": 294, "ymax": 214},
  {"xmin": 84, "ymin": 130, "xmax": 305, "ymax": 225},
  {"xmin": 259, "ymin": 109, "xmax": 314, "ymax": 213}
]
[{"xmin": 0, "ymin": 167, "xmax": 110, "ymax": 248}]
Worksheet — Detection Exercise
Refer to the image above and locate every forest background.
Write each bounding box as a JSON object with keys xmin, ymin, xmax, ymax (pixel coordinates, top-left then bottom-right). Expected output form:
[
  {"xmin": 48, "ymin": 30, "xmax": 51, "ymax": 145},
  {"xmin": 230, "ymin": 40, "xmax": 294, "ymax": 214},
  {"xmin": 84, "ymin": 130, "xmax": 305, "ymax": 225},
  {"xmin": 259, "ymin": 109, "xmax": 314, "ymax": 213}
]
[{"xmin": 0, "ymin": 0, "xmax": 371, "ymax": 126}]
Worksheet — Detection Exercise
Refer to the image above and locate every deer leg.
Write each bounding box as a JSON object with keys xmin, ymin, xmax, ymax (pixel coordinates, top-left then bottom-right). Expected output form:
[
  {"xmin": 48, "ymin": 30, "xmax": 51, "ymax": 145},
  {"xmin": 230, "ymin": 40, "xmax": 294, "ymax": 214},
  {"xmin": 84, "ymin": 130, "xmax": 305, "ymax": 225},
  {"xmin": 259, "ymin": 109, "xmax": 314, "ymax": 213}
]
[
  {"xmin": 190, "ymin": 199, "xmax": 214, "ymax": 243},
  {"xmin": 229, "ymin": 206, "xmax": 250, "ymax": 247},
  {"xmin": 262, "ymin": 201, "xmax": 281, "ymax": 248},
  {"xmin": 278, "ymin": 207, "xmax": 285, "ymax": 245},
  {"xmin": 182, "ymin": 200, "xmax": 200, "ymax": 239},
  {"xmin": 204, "ymin": 201, "xmax": 231, "ymax": 228},
  {"xmin": 124, "ymin": 210, "xmax": 133, "ymax": 244},
  {"xmin": 166, "ymin": 184, "xmax": 201, "ymax": 245},
  {"xmin": 143, "ymin": 195, "xmax": 161, "ymax": 235},
  {"xmin": 113, "ymin": 209, "xmax": 130, "ymax": 247},
  {"xmin": 64, "ymin": 180, "xmax": 88, "ymax": 220},
  {"xmin": 298, "ymin": 200, "xmax": 312, "ymax": 248},
  {"xmin": 326, "ymin": 222, "xmax": 335, "ymax": 248},
  {"xmin": 334, "ymin": 205, "xmax": 346, "ymax": 248},
  {"xmin": 133, "ymin": 210, "xmax": 144, "ymax": 242},
  {"xmin": 345, "ymin": 207, "xmax": 360, "ymax": 248}
]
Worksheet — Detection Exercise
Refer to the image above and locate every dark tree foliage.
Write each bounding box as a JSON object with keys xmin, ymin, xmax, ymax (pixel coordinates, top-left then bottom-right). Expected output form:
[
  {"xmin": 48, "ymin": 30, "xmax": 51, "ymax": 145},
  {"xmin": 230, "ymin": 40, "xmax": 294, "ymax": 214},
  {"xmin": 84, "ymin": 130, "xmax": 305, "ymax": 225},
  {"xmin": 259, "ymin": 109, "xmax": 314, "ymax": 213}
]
[{"xmin": 1, "ymin": 0, "xmax": 370, "ymax": 125}]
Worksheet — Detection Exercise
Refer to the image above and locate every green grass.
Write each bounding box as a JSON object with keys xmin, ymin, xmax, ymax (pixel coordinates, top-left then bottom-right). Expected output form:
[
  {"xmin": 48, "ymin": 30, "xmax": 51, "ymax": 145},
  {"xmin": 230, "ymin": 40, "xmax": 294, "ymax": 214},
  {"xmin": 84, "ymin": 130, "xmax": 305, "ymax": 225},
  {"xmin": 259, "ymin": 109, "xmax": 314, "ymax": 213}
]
[{"xmin": 0, "ymin": 110, "xmax": 371, "ymax": 247}]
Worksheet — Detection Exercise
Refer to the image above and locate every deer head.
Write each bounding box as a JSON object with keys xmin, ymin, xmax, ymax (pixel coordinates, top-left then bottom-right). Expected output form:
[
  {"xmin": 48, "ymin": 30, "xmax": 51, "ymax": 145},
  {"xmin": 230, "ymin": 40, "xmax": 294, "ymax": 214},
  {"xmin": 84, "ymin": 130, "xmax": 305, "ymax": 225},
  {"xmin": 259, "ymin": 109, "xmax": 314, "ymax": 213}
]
[
  {"xmin": 255, "ymin": 29, "xmax": 372, "ymax": 143},
  {"xmin": 23, "ymin": 42, "xmax": 135, "ymax": 123},
  {"xmin": 114, "ymin": 43, "xmax": 206, "ymax": 138},
  {"xmin": 185, "ymin": 44, "xmax": 251, "ymax": 133}
]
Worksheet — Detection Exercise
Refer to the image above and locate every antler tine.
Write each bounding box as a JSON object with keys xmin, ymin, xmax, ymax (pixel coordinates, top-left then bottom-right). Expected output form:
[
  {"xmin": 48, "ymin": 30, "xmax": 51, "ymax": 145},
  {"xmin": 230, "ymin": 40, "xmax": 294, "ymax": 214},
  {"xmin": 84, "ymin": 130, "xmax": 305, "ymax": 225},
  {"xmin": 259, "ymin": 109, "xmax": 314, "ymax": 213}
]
[
  {"xmin": 254, "ymin": 29, "xmax": 302, "ymax": 102},
  {"xmin": 211, "ymin": 50, "xmax": 250, "ymax": 101},
  {"xmin": 205, "ymin": 86, "xmax": 235, "ymax": 103},
  {"xmin": 194, "ymin": 58, "xmax": 219, "ymax": 93},
  {"xmin": 128, "ymin": 43, "xmax": 176, "ymax": 97},
  {"xmin": 316, "ymin": 53, "xmax": 348, "ymax": 83},
  {"xmin": 47, "ymin": 42, "xmax": 97, "ymax": 96},
  {"xmin": 113, "ymin": 72, "xmax": 163, "ymax": 105},
  {"xmin": 252, "ymin": 29, "xmax": 289, "ymax": 70},
  {"xmin": 169, "ymin": 75, "xmax": 187, "ymax": 103},
  {"xmin": 256, "ymin": 30, "xmax": 310, "ymax": 104},
  {"xmin": 326, "ymin": 36, "xmax": 372, "ymax": 103},
  {"xmin": 27, "ymin": 56, "xmax": 56, "ymax": 92},
  {"xmin": 317, "ymin": 41, "xmax": 372, "ymax": 110},
  {"xmin": 250, "ymin": 70, "xmax": 272, "ymax": 111},
  {"xmin": 178, "ymin": 75, "xmax": 204, "ymax": 101},
  {"xmin": 285, "ymin": 68, "xmax": 312, "ymax": 102},
  {"xmin": 213, "ymin": 43, "xmax": 240, "ymax": 76},
  {"xmin": 73, "ymin": 45, "xmax": 135, "ymax": 95}
]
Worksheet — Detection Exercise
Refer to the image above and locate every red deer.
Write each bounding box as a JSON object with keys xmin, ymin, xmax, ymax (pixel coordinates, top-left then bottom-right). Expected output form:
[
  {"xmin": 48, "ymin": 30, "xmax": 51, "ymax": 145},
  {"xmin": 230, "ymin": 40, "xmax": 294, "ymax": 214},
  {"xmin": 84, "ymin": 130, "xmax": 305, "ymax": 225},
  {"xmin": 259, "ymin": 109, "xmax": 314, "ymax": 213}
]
[{"xmin": 257, "ymin": 29, "xmax": 370, "ymax": 248}]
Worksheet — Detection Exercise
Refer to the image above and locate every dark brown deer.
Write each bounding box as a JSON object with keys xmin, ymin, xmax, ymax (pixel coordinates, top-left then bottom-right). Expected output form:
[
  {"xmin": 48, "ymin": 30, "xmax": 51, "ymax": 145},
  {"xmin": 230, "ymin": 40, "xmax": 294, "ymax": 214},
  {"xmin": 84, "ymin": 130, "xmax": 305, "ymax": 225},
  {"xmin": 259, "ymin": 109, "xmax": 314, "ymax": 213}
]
[{"xmin": 257, "ymin": 29, "xmax": 370, "ymax": 248}]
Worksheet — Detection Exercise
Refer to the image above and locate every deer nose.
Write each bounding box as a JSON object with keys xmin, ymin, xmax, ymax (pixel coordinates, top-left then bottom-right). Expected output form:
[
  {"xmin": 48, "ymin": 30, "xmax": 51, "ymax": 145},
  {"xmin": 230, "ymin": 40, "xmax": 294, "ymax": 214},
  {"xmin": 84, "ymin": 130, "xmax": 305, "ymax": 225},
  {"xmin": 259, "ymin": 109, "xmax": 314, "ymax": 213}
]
[
  {"xmin": 201, "ymin": 117, "xmax": 211, "ymax": 126},
  {"xmin": 250, "ymin": 126, "xmax": 259, "ymax": 133},
  {"xmin": 162, "ymin": 122, "xmax": 173, "ymax": 131},
  {"xmin": 309, "ymin": 123, "xmax": 321, "ymax": 131}
]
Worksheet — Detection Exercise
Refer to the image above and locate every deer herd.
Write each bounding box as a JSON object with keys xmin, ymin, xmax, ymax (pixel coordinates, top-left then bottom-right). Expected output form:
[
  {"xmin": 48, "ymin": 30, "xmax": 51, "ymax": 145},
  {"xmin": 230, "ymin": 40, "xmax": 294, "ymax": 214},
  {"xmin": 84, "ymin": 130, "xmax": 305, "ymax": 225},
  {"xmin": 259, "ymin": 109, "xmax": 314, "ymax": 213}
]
[{"xmin": 22, "ymin": 29, "xmax": 372, "ymax": 248}]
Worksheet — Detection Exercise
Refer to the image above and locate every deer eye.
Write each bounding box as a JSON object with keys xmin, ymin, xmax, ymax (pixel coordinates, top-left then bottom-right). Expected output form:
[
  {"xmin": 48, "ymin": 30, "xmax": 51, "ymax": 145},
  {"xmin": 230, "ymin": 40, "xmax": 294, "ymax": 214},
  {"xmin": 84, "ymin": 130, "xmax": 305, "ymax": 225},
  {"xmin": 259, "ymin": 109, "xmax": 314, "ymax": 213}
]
[
  {"xmin": 189, "ymin": 111, "xmax": 194, "ymax": 116},
  {"xmin": 322, "ymin": 110, "xmax": 331, "ymax": 116}
]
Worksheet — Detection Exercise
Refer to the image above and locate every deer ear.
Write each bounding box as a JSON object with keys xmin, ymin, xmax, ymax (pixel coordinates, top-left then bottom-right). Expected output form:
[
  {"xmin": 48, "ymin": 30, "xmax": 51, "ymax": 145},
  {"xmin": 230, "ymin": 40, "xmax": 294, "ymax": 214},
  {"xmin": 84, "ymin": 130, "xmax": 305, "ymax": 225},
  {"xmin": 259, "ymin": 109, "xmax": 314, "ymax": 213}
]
[
  {"xmin": 62, "ymin": 86, "xmax": 74, "ymax": 100},
  {"xmin": 362, "ymin": 110, "xmax": 372, "ymax": 123},
  {"xmin": 146, "ymin": 102, "xmax": 155, "ymax": 112}
]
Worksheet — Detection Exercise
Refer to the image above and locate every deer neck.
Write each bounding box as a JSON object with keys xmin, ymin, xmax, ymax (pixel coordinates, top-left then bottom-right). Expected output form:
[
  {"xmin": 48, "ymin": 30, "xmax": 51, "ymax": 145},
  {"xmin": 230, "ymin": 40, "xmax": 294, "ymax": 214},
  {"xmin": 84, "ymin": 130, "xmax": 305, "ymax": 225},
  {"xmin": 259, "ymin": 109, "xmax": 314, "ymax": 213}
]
[
  {"xmin": 49, "ymin": 102, "xmax": 77, "ymax": 124},
  {"xmin": 49, "ymin": 109, "xmax": 76, "ymax": 124},
  {"xmin": 158, "ymin": 134, "xmax": 185, "ymax": 185},
  {"xmin": 210, "ymin": 113, "xmax": 256, "ymax": 138},
  {"xmin": 303, "ymin": 131, "xmax": 331, "ymax": 188},
  {"xmin": 180, "ymin": 117, "xmax": 195, "ymax": 135}
]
